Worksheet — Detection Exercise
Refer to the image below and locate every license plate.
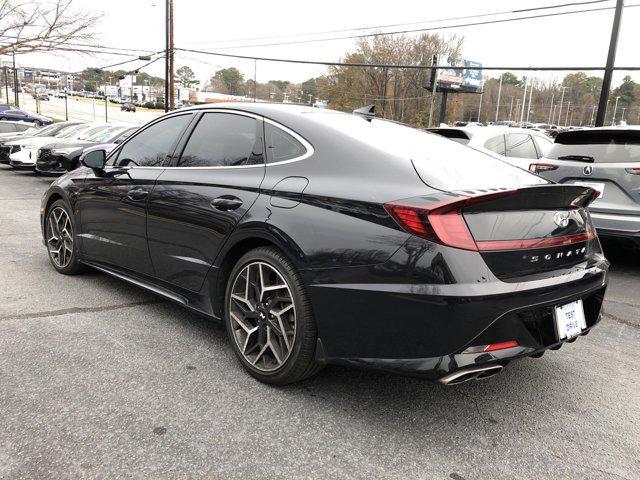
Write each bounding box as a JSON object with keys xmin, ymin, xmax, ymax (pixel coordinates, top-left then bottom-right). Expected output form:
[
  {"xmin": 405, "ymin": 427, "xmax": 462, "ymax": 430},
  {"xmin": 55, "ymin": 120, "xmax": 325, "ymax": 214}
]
[
  {"xmin": 554, "ymin": 300, "xmax": 587, "ymax": 340},
  {"xmin": 572, "ymin": 181, "xmax": 605, "ymax": 199}
]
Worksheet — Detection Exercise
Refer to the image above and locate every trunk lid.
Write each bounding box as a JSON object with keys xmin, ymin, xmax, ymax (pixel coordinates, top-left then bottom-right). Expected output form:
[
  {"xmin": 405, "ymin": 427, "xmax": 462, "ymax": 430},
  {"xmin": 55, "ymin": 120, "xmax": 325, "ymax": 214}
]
[{"xmin": 385, "ymin": 185, "xmax": 600, "ymax": 281}]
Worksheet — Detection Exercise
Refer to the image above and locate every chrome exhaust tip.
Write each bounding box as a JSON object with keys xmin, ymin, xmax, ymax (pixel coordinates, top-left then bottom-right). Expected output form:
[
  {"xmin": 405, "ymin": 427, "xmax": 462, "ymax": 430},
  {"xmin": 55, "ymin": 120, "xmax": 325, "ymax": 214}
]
[{"xmin": 439, "ymin": 364, "xmax": 503, "ymax": 385}]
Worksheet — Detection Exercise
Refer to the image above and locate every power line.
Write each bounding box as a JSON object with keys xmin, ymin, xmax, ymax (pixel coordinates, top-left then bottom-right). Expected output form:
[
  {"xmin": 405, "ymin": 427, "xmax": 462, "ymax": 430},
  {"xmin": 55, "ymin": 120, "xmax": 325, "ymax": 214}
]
[
  {"xmin": 176, "ymin": 47, "xmax": 640, "ymax": 71},
  {"xmin": 181, "ymin": 0, "xmax": 610, "ymax": 47},
  {"xmin": 190, "ymin": 2, "xmax": 638, "ymax": 50}
]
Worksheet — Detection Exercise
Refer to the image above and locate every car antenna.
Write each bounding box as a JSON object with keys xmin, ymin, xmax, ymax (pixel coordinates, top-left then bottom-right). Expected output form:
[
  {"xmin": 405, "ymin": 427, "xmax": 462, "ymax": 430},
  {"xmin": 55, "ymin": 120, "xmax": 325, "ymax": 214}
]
[{"xmin": 353, "ymin": 105, "xmax": 376, "ymax": 121}]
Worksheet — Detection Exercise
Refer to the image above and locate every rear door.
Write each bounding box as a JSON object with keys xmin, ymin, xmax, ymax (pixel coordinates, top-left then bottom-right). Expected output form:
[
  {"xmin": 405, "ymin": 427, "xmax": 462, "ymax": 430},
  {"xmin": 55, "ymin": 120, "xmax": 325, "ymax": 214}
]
[
  {"xmin": 538, "ymin": 129, "xmax": 640, "ymax": 232},
  {"xmin": 146, "ymin": 110, "xmax": 265, "ymax": 292}
]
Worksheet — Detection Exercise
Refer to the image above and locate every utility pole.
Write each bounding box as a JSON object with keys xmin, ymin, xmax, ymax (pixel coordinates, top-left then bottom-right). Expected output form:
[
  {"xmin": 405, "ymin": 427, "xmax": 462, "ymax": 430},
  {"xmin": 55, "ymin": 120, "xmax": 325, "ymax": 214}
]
[
  {"xmin": 596, "ymin": 0, "xmax": 624, "ymax": 126},
  {"xmin": 519, "ymin": 77, "xmax": 527, "ymax": 124},
  {"xmin": 478, "ymin": 91, "xmax": 483, "ymax": 122},
  {"xmin": 12, "ymin": 52, "xmax": 18, "ymax": 107},
  {"xmin": 164, "ymin": 0, "xmax": 172, "ymax": 112},
  {"xmin": 557, "ymin": 86, "xmax": 567, "ymax": 125},
  {"xmin": 526, "ymin": 81, "xmax": 533, "ymax": 123},
  {"xmin": 168, "ymin": 0, "xmax": 175, "ymax": 111},
  {"xmin": 565, "ymin": 101, "xmax": 571, "ymax": 126},
  {"xmin": 621, "ymin": 106, "xmax": 627, "ymax": 123},
  {"xmin": 253, "ymin": 59, "xmax": 257, "ymax": 102},
  {"xmin": 428, "ymin": 55, "xmax": 439, "ymax": 127},
  {"xmin": 548, "ymin": 92, "xmax": 554, "ymax": 124},
  {"xmin": 515, "ymin": 98, "xmax": 521, "ymax": 121},
  {"xmin": 611, "ymin": 95, "xmax": 620, "ymax": 125},
  {"xmin": 3, "ymin": 67, "xmax": 8, "ymax": 102},
  {"xmin": 589, "ymin": 105, "xmax": 596, "ymax": 125},
  {"xmin": 495, "ymin": 74, "xmax": 503, "ymax": 122},
  {"xmin": 509, "ymin": 96, "xmax": 514, "ymax": 121}
]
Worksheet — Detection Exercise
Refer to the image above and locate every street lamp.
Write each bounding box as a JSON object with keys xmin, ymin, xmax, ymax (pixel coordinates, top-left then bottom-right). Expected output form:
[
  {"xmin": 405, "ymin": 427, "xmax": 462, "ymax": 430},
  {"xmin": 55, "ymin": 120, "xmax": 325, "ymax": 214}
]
[{"xmin": 611, "ymin": 96, "xmax": 620, "ymax": 125}]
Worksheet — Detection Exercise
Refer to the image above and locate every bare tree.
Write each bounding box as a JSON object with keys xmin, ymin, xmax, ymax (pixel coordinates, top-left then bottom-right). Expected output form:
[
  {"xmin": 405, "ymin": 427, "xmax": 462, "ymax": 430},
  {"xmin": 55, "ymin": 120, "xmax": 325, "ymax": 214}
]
[{"xmin": 0, "ymin": 0, "xmax": 100, "ymax": 56}]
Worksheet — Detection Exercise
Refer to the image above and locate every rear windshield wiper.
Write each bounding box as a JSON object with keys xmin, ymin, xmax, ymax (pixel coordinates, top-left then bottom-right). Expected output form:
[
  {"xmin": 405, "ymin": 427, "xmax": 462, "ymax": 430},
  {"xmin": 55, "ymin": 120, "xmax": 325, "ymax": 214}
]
[{"xmin": 556, "ymin": 155, "xmax": 595, "ymax": 163}]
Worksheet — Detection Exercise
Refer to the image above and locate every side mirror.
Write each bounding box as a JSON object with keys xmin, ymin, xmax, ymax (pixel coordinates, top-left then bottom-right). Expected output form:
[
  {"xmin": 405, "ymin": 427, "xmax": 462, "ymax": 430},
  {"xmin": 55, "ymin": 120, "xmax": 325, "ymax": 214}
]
[{"xmin": 82, "ymin": 149, "xmax": 107, "ymax": 170}]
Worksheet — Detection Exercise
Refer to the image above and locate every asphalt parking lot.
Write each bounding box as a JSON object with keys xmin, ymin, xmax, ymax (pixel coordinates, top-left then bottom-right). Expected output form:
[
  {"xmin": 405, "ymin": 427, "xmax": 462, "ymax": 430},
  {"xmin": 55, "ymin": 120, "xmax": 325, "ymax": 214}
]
[{"xmin": 0, "ymin": 166, "xmax": 638, "ymax": 480}]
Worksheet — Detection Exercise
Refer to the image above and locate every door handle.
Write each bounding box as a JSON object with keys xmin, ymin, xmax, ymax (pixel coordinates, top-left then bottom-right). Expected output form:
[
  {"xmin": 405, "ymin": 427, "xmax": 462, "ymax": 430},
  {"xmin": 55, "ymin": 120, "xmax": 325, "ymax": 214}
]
[
  {"xmin": 126, "ymin": 188, "xmax": 149, "ymax": 201},
  {"xmin": 211, "ymin": 196, "xmax": 243, "ymax": 211}
]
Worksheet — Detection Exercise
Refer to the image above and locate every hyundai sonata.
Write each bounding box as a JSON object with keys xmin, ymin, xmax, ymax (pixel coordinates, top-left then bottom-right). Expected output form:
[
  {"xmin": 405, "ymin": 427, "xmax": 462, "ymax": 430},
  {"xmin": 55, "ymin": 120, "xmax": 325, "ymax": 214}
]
[{"xmin": 40, "ymin": 104, "xmax": 608, "ymax": 385}]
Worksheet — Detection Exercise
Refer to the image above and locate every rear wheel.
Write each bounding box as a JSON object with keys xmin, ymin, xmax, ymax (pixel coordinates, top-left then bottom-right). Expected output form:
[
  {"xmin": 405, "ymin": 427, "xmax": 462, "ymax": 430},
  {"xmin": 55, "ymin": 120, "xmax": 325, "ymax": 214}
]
[
  {"xmin": 33, "ymin": 120, "xmax": 42, "ymax": 127},
  {"xmin": 224, "ymin": 246, "xmax": 320, "ymax": 384},
  {"xmin": 45, "ymin": 200, "xmax": 85, "ymax": 275}
]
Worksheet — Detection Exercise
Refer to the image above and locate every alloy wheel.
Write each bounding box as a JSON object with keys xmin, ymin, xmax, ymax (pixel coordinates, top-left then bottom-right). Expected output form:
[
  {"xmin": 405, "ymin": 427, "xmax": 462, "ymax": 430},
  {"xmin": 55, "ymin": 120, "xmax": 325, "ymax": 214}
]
[
  {"xmin": 46, "ymin": 206, "xmax": 74, "ymax": 268},
  {"xmin": 229, "ymin": 261, "xmax": 296, "ymax": 372}
]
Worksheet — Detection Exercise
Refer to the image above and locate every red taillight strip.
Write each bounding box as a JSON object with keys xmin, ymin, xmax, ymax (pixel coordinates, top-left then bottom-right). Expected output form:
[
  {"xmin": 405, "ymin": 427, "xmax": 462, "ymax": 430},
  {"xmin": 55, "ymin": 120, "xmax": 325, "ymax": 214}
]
[{"xmin": 476, "ymin": 230, "xmax": 595, "ymax": 252}]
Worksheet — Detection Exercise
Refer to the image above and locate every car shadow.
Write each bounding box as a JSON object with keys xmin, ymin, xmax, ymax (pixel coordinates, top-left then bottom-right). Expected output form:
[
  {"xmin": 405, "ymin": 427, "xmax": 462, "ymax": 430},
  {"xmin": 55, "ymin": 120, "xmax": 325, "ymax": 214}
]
[{"xmin": 601, "ymin": 238, "xmax": 640, "ymax": 273}]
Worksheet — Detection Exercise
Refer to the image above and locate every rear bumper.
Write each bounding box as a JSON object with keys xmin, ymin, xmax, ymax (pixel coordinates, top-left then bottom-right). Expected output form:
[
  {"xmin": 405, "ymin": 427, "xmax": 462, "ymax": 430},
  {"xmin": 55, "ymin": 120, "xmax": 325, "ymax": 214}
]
[
  {"xmin": 591, "ymin": 211, "xmax": 640, "ymax": 238},
  {"xmin": 308, "ymin": 259, "xmax": 608, "ymax": 382}
]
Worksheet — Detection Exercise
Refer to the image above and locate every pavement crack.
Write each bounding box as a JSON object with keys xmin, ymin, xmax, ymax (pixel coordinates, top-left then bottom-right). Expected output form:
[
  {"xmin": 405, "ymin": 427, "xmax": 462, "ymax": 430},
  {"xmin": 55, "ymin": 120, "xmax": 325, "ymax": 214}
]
[
  {"xmin": 602, "ymin": 312, "xmax": 640, "ymax": 330},
  {"xmin": 0, "ymin": 299, "xmax": 165, "ymax": 321}
]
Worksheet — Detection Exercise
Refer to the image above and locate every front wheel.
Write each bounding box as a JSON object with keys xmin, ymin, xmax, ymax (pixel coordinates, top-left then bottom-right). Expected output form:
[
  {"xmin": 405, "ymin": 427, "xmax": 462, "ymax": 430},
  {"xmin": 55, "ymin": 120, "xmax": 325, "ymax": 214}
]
[
  {"xmin": 45, "ymin": 200, "xmax": 86, "ymax": 275},
  {"xmin": 224, "ymin": 246, "xmax": 321, "ymax": 384},
  {"xmin": 33, "ymin": 120, "xmax": 42, "ymax": 127}
]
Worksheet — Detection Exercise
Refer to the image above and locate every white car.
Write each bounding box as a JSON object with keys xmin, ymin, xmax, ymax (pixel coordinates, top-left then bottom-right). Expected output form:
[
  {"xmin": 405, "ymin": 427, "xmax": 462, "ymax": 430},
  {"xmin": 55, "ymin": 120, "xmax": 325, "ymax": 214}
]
[
  {"xmin": 428, "ymin": 126, "xmax": 554, "ymax": 170},
  {"xmin": 0, "ymin": 120, "xmax": 37, "ymax": 139},
  {"xmin": 8, "ymin": 123, "xmax": 109, "ymax": 168}
]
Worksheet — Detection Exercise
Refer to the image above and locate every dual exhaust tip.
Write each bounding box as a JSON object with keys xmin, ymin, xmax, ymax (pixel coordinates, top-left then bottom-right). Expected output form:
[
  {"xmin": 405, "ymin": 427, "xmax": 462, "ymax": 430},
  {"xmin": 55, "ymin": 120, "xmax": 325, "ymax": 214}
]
[{"xmin": 439, "ymin": 364, "xmax": 503, "ymax": 385}]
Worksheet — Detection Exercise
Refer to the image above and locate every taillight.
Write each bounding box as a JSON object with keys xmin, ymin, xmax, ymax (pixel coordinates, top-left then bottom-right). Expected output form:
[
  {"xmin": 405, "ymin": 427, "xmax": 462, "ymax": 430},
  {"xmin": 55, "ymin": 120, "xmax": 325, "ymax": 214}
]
[
  {"xmin": 462, "ymin": 341, "xmax": 519, "ymax": 354},
  {"xmin": 385, "ymin": 200, "xmax": 478, "ymax": 251},
  {"xmin": 384, "ymin": 191, "xmax": 516, "ymax": 251},
  {"xmin": 529, "ymin": 163, "xmax": 558, "ymax": 174},
  {"xmin": 625, "ymin": 167, "xmax": 640, "ymax": 175}
]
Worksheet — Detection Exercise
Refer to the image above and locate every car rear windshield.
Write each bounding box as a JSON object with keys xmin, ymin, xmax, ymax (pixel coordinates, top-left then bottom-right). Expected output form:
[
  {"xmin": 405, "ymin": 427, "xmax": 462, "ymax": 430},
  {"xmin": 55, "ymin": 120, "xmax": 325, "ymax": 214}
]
[
  {"xmin": 547, "ymin": 129, "xmax": 640, "ymax": 163},
  {"xmin": 308, "ymin": 113, "xmax": 546, "ymax": 191}
]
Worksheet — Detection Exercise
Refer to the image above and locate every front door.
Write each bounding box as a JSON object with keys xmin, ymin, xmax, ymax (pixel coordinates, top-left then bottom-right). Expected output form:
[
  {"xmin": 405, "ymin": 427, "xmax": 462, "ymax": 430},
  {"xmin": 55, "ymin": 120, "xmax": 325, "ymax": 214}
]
[
  {"xmin": 76, "ymin": 113, "xmax": 194, "ymax": 276},
  {"xmin": 147, "ymin": 111, "xmax": 265, "ymax": 292}
]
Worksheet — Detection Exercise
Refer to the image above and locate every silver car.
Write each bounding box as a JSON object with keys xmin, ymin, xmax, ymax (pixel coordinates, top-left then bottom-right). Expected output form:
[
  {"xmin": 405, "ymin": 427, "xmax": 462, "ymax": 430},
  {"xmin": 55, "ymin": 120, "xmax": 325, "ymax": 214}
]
[{"xmin": 532, "ymin": 128, "xmax": 640, "ymax": 248}]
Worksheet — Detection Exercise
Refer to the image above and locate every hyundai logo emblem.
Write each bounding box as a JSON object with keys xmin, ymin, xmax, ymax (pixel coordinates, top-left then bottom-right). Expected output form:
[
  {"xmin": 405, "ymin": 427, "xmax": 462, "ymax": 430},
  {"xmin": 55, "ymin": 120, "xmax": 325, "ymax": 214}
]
[
  {"xmin": 583, "ymin": 165, "xmax": 593, "ymax": 175},
  {"xmin": 553, "ymin": 211, "xmax": 571, "ymax": 228}
]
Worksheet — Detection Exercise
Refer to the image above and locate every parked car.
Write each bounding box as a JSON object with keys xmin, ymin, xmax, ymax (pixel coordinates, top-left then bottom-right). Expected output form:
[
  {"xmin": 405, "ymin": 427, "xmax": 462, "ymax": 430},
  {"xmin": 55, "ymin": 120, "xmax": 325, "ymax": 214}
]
[
  {"xmin": 0, "ymin": 121, "xmax": 85, "ymax": 164},
  {"xmin": 429, "ymin": 126, "xmax": 554, "ymax": 170},
  {"xmin": 33, "ymin": 93, "xmax": 50, "ymax": 101},
  {"xmin": 8, "ymin": 123, "xmax": 102, "ymax": 169},
  {"xmin": 36, "ymin": 125, "xmax": 138, "ymax": 175},
  {"xmin": 0, "ymin": 120, "xmax": 37, "ymax": 138},
  {"xmin": 41, "ymin": 104, "xmax": 607, "ymax": 385},
  {"xmin": 121, "ymin": 102, "xmax": 136, "ymax": 112},
  {"xmin": 532, "ymin": 128, "xmax": 640, "ymax": 250},
  {"xmin": 0, "ymin": 104, "xmax": 52, "ymax": 126}
]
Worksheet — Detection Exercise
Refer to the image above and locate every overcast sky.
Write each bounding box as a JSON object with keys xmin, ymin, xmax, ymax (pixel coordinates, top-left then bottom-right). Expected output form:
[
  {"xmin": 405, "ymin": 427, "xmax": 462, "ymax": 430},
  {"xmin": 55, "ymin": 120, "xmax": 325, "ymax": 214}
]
[{"xmin": 11, "ymin": 0, "xmax": 640, "ymax": 88}]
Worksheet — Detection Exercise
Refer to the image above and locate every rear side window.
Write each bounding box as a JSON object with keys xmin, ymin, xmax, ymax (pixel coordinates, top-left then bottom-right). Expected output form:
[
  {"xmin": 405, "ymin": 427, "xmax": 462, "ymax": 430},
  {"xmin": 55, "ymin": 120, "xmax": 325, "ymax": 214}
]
[
  {"xmin": 505, "ymin": 133, "xmax": 538, "ymax": 159},
  {"xmin": 0, "ymin": 123, "xmax": 14, "ymax": 133},
  {"xmin": 178, "ymin": 113, "xmax": 260, "ymax": 167},
  {"xmin": 14, "ymin": 123, "xmax": 31, "ymax": 132},
  {"xmin": 484, "ymin": 135, "xmax": 506, "ymax": 155},
  {"xmin": 548, "ymin": 130, "xmax": 640, "ymax": 163},
  {"xmin": 265, "ymin": 123, "xmax": 306, "ymax": 163}
]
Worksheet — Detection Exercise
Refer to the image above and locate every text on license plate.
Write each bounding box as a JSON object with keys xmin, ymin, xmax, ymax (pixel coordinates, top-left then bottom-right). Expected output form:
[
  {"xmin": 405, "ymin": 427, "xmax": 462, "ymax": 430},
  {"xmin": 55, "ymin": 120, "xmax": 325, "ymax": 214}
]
[{"xmin": 554, "ymin": 300, "xmax": 587, "ymax": 340}]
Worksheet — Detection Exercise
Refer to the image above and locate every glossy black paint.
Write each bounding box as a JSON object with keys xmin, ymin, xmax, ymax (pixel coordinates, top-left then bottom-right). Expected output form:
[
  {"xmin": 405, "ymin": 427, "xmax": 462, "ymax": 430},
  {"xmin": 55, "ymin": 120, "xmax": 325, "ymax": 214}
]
[{"xmin": 41, "ymin": 103, "xmax": 609, "ymax": 381}]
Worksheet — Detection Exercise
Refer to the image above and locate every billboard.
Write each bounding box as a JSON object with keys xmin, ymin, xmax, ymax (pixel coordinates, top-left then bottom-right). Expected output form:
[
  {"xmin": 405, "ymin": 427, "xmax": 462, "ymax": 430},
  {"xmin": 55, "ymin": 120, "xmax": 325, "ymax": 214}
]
[{"xmin": 435, "ymin": 58, "xmax": 482, "ymax": 92}]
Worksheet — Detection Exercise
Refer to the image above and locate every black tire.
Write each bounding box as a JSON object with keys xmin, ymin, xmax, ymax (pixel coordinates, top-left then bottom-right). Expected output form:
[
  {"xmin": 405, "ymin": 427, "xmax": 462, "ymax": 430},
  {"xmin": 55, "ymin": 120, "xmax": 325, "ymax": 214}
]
[
  {"xmin": 0, "ymin": 117, "xmax": 6, "ymax": 121},
  {"xmin": 224, "ymin": 246, "xmax": 321, "ymax": 385},
  {"xmin": 44, "ymin": 199, "xmax": 86, "ymax": 275},
  {"xmin": 33, "ymin": 120, "xmax": 42, "ymax": 127}
]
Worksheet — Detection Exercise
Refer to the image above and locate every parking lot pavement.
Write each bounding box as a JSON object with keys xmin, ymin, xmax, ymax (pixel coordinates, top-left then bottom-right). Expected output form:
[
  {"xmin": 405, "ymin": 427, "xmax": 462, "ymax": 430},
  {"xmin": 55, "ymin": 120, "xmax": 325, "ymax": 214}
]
[{"xmin": 0, "ymin": 166, "xmax": 638, "ymax": 480}]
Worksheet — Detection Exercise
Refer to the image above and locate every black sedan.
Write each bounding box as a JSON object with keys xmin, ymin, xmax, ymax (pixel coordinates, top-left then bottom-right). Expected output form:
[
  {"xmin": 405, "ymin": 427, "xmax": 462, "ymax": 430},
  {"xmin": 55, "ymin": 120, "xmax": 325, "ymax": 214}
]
[
  {"xmin": 0, "ymin": 104, "xmax": 52, "ymax": 126},
  {"xmin": 40, "ymin": 104, "xmax": 608, "ymax": 385},
  {"xmin": 36, "ymin": 125, "xmax": 138, "ymax": 175}
]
